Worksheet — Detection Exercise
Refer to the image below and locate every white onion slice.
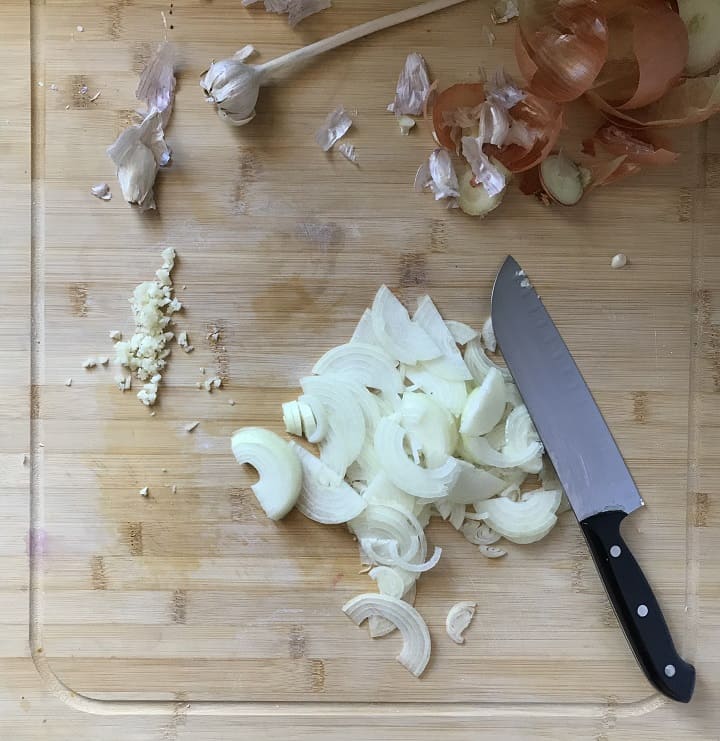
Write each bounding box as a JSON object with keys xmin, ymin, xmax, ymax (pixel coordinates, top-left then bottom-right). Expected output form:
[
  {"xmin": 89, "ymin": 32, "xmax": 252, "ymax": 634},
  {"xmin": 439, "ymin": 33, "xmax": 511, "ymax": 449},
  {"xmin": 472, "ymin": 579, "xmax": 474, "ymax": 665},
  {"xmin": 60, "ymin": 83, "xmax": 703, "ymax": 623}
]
[
  {"xmin": 368, "ymin": 566, "xmax": 417, "ymax": 637},
  {"xmin": 342, "ymin": 593, "xmax": 431, "ymax": 677},
  {"xmin": 483, "ymin": 489, "xmax": 561, "ymax": 544},
  {"xmin": 371, "ymin": 285, "xmax": 441, "ymax": 365},
  {"xmin": 461, "ymin": 520, "xmax": 501, "ymax": 545},
  {"xmin": 351, "ymin": 308, "xmax": 379, "ymax": 345},
  {"xmin": 464, "ymin": 338, "xmax": 512, "ymax": 383},
  {"xmin": 481, "ymin": 317, "xmax": 497, "ymax": 352},
  {"xmin": 351, "ymin": 504, "xmax": 425, "ymax": 563},
  {"xmin": 313, "ymin": 342, "xmax": 404, "ymax": 395},
  {"xmin": 446, "ymin": 601, "xmax": 476, "ymax": 644},
  {"xmin": 413, "ymin": 296, "xmax": 472, "ymax": 381},
  {"xmin": 503, "ymin": 404, "xmax": 542, "ymax": 473},
  {"xmin": 375, "ymin": 417, "xmax": 460, "ymax": 498},
  {"xmin": 447, "ymin": 459, "xmax": 505, "ymax": 504},
  {"xmin": 298, "ymin": 394, "xmax": 327, "ymax": 444},
  {"xmin": 380, "ymin": 539, "xmax": 442, "ymax": 572},
  {"xmin": 459, "ymin": 367, "xmax": 506, "ymax": 436},
  {"xmin": 445, "ymin": 320, "xmax": 478, "ymax": 345},
  {"xmin": 282, "ymin": 400, "xmax": 303, "ymax": 436},
  {"xmin": 434, "ymin": 498, "xmax": 466, "ymax": 530},
  {"xmin": 298, "ymin": 400, "xmax": 318, "ymax": 440},
  {"xmin": 301, "ymin": 375, "xmax": 365, "ymax": 476},
  {"xmin": 230, "ymin": 427, "xmax": 302, "ymax": 520},
  {"xmin": 461, "ymin": 433, "xmax": 543, "ymax": 473},
  {"xmin": 362, "ymin": 471, "xmax": 428, "ymax": 517},
  {"xmin": 290, "ymin": 442, "xmax": 366, "ymax": 524},
  {"xmin": 404, "ymin": 364, "xmax": 468, "ymax": 416},
  {"xmin": 400, "ymin": 391, "xmax": 458, "ymax": 468}
]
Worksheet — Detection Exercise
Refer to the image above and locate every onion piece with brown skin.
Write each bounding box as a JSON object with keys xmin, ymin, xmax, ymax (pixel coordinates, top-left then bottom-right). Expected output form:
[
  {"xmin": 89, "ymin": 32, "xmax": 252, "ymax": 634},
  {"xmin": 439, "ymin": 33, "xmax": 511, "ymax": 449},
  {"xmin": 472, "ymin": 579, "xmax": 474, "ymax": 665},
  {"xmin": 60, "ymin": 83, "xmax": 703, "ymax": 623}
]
[
  {"xmin": 486, "ymin": 93, "xmax": 563, "ymax": 173},
  {"xmin": 586, "ymin": 71, "xmax": 720, "ymax": 127},
  {"xmin": 517, "ymin": 0, "xmax": 609, "ymax": 102},
  {"xmin": 431, "ymin": 82, "xmax": 485, "ymax": 150},
  {"xmin": 580, "ymin": 154, "xmax": 643, "ymax": 191},
  {"xmin": 583, "ymin": 124, "xmax": 679, "ymax": 166}
]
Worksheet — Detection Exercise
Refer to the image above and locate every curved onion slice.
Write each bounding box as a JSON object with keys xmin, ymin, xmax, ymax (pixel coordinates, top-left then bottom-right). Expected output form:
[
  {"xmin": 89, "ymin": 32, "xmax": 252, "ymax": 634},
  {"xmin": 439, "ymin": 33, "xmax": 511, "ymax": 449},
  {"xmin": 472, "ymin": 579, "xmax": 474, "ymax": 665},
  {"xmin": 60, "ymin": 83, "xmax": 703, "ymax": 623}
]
[
  {"xmin": 584, "ymin": 124, "xmax": 679, "ymax": 166},
  {"xmin": 342, "ymin": 593, "xmax": 431, "ymax": 677},
  {"xmin": 461, "ymin": 433, "xmax": 543, "ymax": 473},
  {"xmin": 375, "ymin": 417, "xmax": 460, "ymax": 498},
  {"xmin": 298, "ymin": 393, "xmax": 327, "ymax": 444},
  {"xmin": 400, "ymin": 391, "xmax": 458, "ymax": 468},
  {"xmin": 313, "ymin": 342, "xmax": 404, "ymax": 395},
  {"xmin": 301, "ymin": 375, "xmax": 365, "ymax": 475},
  {"xmin": 446, "ymin": 600, "xmax": 476, "ymax": 644},
  {"xmin": 371, "ymin": 285, "xmax": 440, "ymax": 365},
  {"xmin": 480, "ymin": 545, "xmax": 507, "ymax": 558},
  {"xmin": 405, "ymin": 364, "xmax": 468, "ymax": 416},
  {"xmin": 461, "ymin": 520, "xmax": 501, "ymax": 545},
  {"xmin": 352, "ymin": 506, "xmax": 424, "ymax": 564},
  {"xmin": 413, "ymin": 296, "xmax": 472, "ymax": 381},
  {"xmin": 230, "ymin": 427, "xmax": 302, "ymax": 520},
  {"xmin": 282, "ymin": 400, "xmax": 303, "ymax": 436},
  {"xmin": 290, "ymin": 442, "xmax": 366, "ymax": 524},
  {"xmin": 371, "ymin": 539, "xmax": 442, "ymax": 572},
  {"xmin": 487, "ymin": 93, "xmax": 563, "ymax": 173},
  {"xmin": 459, "ymin": 367, "xmax": 507, "ymax": 436},
  {"xmin": 518, "ymin": 0, "xmax": 609, "ymax": 102},
  {"xmin": 447, "ymin": 459, "xmax": 505, "ymax": 505},
  {"xmin": 362, "ymin": 472, "xmax": 428, "ymax": 517},
  {"xmin": 445, "ymin": 319, "xmax": 478, "ymax": 345},
  {"xmin": 432, "ymin": 82, "xmax": 486, "ymax": 150},
  {"xmin": 482, "ymin": 489, "xmax": 561, "ymax": 544},
  {"xmin": 464, "ymin": 338, "xmax": 512, "ymax": 382},
  {"xmin": 368, "ymin": 566, "xmax": 417, "ymax": 637}
]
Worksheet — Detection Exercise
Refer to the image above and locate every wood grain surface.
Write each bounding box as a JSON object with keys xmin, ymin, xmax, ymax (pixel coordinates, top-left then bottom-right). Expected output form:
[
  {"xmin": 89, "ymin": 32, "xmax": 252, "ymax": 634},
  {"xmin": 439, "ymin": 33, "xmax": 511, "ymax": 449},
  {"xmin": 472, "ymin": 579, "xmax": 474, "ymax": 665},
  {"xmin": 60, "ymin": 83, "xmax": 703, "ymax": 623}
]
[{"xmin": 2, "ymin": 0, "xmax": 720, "ymax": 737}]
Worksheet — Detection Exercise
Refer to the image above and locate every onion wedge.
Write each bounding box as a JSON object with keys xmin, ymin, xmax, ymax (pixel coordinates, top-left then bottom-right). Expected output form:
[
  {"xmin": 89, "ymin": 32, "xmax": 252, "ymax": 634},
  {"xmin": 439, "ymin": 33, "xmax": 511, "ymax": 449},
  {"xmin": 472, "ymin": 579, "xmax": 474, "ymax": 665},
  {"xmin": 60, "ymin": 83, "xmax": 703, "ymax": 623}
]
[
  {"xmin": 342, "ymin": 593, "xmax": 431, "ymax": 677},
  {"xmin": 400, "ymin": 391, "xmax": 458, "ymax": 468},
  {"xmin": 413, "ymin": 296, "xmax": 472, "ymax": 381},
  {"xmin": 290, "ymin": 442, "xmax": 367, "ymax": 524},
  {"xmin": 447, "ymin": 459, "xmax": 505, "ymax": 505},
  {"xmin": 445, "ymin": 320, "xmax": 478, "ymax": 345},
  {"xmin": 459, "ymin": 367, "xmax": 506, "ymax": 436},
  {"xmin": 350, "ymin": 308, "xmax": 379, "ymax": 345},
  {"xmin": 230, "ymin": 427, "xmax": 302, "ymax": 520},
  {"xmin": 482, "ymin": 489, "xmax": 561, "ymax": 544},
  {"xmin": 464, "ymin": 338, "xmax": 512, "ymax": 383},
  {"xmin": 375, "ymin": 417, "xmax": 460, "ymax": 498},
  {"xmin": 371, "ymin": 285, "xmax": 440, "ymax": 365},
  {"xmin": 404, "ymin": 364, "xmax": 468, "ymax": 416},
  {"xmin": 460, "ymin": 433, "xmax": 543, "ymax": 473}
]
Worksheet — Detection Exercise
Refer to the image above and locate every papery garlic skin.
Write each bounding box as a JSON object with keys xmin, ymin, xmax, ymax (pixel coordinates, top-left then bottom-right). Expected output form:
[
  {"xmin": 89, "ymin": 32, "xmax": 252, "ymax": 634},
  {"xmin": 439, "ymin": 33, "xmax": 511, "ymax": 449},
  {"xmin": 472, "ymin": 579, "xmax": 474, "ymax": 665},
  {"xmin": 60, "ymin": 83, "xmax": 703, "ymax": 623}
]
[
  {"xmin": 107, "ymin": 110, "xmax": 169, "ymax": 211},
  {"xmin": 200, "ymin": 55, "xmax": 266, "ymax": 126}
]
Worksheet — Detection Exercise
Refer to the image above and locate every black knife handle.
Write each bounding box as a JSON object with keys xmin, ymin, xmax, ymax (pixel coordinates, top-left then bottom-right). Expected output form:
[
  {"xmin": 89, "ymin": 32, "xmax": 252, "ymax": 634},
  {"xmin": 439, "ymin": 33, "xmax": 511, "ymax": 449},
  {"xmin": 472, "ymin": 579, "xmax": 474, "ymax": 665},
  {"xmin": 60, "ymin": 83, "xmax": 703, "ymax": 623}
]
[{"xmin": 579, "ymin": 510, "xmax": 695, "ymax": 703}]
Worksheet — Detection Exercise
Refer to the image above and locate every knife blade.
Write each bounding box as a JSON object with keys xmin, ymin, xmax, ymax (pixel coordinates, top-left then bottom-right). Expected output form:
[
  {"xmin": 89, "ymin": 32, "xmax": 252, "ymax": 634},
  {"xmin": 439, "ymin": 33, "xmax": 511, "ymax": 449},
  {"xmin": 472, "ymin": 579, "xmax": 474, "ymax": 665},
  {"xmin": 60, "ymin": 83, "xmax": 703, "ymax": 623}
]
[{"xmin": 490, "ymin": 255, "xmax": 695, "ymax": 703}]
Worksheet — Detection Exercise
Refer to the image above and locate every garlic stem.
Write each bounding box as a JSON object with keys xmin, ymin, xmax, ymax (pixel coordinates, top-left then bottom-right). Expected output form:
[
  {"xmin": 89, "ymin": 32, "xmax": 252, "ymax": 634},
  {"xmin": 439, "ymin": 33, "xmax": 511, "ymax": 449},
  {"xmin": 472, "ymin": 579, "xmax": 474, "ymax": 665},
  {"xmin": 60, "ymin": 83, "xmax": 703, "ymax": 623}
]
[{"xmin": 258, "ymin": 0, "xmax": 470, "ymax": 79}]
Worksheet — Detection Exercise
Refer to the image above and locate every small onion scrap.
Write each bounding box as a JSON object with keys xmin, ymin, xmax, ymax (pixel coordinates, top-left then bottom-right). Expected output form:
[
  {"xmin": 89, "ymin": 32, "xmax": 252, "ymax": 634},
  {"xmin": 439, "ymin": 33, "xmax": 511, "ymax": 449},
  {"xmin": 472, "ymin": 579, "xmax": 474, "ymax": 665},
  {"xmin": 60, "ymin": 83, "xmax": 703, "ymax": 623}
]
[{"xmin": 446, "ymin": 600, "xmax": 477, "ymax": 644}]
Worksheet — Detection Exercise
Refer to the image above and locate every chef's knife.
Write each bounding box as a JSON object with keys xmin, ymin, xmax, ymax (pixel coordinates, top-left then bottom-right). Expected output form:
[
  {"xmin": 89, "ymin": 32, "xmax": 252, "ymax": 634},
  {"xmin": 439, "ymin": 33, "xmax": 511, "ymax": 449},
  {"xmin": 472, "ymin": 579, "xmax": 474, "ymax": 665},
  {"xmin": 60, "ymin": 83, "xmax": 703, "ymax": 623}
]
[{"xmin": 490, "ymin": 255, "xmax": 695, "ymax": 703}]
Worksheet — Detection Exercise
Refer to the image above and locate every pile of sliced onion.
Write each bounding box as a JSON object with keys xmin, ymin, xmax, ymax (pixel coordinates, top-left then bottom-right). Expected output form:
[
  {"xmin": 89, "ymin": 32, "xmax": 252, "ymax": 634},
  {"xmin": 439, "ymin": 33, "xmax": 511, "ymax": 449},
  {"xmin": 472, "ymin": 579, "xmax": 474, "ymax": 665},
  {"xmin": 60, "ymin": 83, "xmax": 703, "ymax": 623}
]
[{"xmin": 230, "ymin": 286, "xmax": 568, "ymax": 677}]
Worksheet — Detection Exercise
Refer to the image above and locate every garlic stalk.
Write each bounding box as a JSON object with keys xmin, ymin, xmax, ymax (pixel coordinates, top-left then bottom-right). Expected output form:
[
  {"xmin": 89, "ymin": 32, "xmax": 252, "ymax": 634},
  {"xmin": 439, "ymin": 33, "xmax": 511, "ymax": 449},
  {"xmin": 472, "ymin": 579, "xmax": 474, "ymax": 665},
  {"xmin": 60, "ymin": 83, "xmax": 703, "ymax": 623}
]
[{"xmin": 201, "ymin": 0, "xmax": 470, "ymax": 125}]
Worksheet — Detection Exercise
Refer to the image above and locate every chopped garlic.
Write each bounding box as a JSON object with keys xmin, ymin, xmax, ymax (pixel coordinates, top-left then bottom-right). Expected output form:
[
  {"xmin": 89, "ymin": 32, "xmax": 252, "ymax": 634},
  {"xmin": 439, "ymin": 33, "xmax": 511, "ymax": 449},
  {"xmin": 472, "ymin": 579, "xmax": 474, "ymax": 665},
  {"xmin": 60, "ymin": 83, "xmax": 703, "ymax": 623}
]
[
  {"xmin": 195, "ymin": 381, "xmax": 202, "ymax": 389},
  {"xmin": 65, "ymin": 378, "xmax": 72, "ymax": 387},
  {"xmin": 398, "ymin": 115, "xmax": 416, "ymax": 135},
  {"xmin": 171, "ymin": 484, "xmax": 177, "ymax": 494},
  {"xmin": 139, "ymin": 486, "xmax": 149, "ymax": 497},
  {"xmin": 199, "ymin": 367, "xmax": 205, "ymax": 375},
  {"xmin": 228, "ymin": 399, "xmax": 236, "ymax": 406},
  {"xmin": 115, "ymin": 374, "xmax": 132, "ymax": 391},
  {"xmin": 98, "ymin": 356, "xmax": 109, "ymax": 366},
  {"xmin": 82, "ymin": 358, "xmax": 96, "ymax": 369},
  {"xmin": 203, "ymin": 376, "xmax": 223, "ymax": 392},
  {"xmin": 611, "ymin": 253, "xmax": 628, "ymax": 269},
  {"xmin": 185, "ymin": 421, "xmax": 199, "ymax": 432},
  {"xmin": 76, "ymin": 25, "xmax": 84, "ymax": 32},
  {"xmin": 114, "ymin": 249, "xmax": 180, "ymax": 406},
  {"xmin": 109, "ymin": 330, "xmax": 122, "ymax": 341},
  {"xmin": 177, "ymin": 331, "xmax": 194, "ymax": 352},
  {"xmin": 91, "ymin": 183, "xmax": 112, "ymax": 201}
]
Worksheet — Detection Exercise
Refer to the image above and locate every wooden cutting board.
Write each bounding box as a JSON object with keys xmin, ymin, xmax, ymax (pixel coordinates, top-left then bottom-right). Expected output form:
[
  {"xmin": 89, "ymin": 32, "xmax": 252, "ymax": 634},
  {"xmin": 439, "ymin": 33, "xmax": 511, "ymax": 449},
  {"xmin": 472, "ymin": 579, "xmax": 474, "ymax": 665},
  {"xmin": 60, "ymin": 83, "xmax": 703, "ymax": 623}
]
[{"xmin": 3, "ymin": 0, "xmax": 720, "ymax": 737}]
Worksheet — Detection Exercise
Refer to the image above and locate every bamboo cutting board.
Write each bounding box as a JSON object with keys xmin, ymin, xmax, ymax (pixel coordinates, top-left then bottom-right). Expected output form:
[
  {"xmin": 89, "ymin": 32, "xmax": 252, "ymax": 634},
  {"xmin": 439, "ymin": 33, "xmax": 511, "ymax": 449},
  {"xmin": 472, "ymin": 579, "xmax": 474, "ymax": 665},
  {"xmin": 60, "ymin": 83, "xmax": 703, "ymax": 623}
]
[{"xmin": 3, "ymin": 0, "xmax": 720, "ymax": 737}]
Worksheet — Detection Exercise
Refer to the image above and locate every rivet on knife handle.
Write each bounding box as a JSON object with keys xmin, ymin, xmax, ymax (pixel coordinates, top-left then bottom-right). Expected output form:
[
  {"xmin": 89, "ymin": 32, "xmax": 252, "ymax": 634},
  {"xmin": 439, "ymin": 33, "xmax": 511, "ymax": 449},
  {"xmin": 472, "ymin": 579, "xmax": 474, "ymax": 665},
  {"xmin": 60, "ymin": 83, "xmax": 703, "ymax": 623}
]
[{"xmin": 580, "ymin": 510, "xmax": 695, "ymax": 703}]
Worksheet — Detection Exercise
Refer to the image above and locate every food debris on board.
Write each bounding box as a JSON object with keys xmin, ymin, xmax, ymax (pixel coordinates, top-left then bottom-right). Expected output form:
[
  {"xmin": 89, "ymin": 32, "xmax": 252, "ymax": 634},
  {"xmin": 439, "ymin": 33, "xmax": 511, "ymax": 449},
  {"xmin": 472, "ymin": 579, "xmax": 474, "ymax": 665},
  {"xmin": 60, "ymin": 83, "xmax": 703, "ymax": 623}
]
[
  {"xmin": 139, "ymin": 486, "xmax": 149, "ymax": 497},
  {"xmin": 446, "ymin": 601, "xmax": 477, "ymax": 644},
  {"xmin": 315, "ymin": 105, "xmax": 354, "ymax": 152},
  {"xmin": 112, "ymin": 248, "xmax": 182, "ymax": 406},
  {"xmin": 90, "ymin": 183, "xmax": 111, "ymax": 201},
  {"xmin": 185, "ymin": 421, "xmax": 200, "ymax": 432},
  {"xmin": 242, "ymin": 0, "xmax": 332, "ymax": 27},
  {"xmin": 230, "ymin": 286, "xmax": 567, "ymax": 677},
  {"xmin": 491, "ymin": 0, "xmax": 518, "ymax": 25},
  {"xmin": 611, "ymin": 253, "xmax": 628, "ymax": 269},
  {"xmin": 108, "ymin": 41, "xmax": 176, "ymax": 210}
]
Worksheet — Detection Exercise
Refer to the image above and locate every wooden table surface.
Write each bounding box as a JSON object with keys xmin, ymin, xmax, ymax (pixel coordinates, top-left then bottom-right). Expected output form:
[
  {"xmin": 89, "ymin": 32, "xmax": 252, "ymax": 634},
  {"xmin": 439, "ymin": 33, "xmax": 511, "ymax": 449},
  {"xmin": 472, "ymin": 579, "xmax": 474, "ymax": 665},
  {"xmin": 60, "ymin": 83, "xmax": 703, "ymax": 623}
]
[{"xmin": 2, "ymin": 0, "xmax": 720, "ymax": 737}]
